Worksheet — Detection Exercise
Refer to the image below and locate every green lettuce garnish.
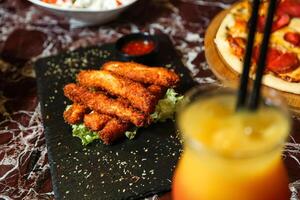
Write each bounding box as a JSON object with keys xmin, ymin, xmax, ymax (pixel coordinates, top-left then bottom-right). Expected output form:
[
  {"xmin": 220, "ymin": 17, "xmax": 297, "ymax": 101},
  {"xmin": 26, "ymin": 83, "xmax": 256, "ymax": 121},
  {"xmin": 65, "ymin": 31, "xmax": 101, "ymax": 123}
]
[
  {"xmin": 72, "ymin": 124, "xmax": 99, "ymax": 146},
  {"xmin": 125, "ymin": 127, "xmax": 139, "ymax": 140},
  {"xmin": 150, "ymin": 88, "xmax": 184, "ymax": 122}
]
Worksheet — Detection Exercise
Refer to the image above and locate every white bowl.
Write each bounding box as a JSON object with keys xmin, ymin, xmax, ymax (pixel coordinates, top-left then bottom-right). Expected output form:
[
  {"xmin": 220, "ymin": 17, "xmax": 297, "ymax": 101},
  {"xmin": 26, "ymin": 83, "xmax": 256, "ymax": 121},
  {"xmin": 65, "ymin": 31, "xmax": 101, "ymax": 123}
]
[{"xmin": 27, "ymin": 0, "xmax": 138, "ymax": 27}]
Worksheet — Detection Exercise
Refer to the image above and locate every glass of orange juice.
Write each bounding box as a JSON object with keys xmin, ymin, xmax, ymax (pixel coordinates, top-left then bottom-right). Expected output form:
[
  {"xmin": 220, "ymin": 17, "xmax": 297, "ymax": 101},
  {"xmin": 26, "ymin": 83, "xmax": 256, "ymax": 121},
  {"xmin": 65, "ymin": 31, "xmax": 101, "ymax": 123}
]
[{"xmin": 172, "ymin": 85, "xmax": 291, "ymax": 200}]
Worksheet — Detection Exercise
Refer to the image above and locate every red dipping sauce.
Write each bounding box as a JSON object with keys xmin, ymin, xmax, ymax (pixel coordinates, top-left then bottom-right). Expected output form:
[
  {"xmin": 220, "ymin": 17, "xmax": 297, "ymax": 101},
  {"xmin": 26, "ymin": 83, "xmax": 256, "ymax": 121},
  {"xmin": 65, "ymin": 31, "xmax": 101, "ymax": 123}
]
[{"xmin": 121, "ymin": 40, "xmax": 155, "ymax": 56}]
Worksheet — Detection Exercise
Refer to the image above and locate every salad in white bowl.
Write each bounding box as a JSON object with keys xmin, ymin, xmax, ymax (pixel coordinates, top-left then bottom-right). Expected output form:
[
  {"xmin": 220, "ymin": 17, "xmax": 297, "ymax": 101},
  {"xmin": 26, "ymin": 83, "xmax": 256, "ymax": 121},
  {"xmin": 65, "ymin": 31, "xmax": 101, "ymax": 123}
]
[
  {"xmin": 41, "ymin": 0, "xmax": 135, "ymax": 11},
  {"xmin": 28, "ymin": 0, "xmax": 138, "ymax": 27}
]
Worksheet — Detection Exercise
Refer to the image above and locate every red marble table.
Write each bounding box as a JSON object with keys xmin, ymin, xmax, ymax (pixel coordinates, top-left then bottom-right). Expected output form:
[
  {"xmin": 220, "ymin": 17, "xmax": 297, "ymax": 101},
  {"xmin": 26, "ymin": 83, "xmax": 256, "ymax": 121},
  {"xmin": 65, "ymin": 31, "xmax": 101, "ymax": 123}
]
[{"xmin": 0, "ymin": 0, "xmax": 299, "ymax": 199}]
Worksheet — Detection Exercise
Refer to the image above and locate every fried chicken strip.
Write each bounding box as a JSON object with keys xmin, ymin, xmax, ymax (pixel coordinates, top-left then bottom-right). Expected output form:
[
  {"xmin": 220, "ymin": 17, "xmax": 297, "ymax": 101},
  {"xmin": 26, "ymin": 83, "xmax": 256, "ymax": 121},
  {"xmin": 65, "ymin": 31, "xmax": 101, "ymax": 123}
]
[
  {"xmin": 99, "ymin": 118, "xmax": 129, "ymax": 145},
  {"xmin": 84, "ymin": 112, "xmax": 111, "ymax": 131},
  {"xmin": 64, "ymin": 83, "xmax": 148, "ymax": 127},
  {"xmin": 63, "ymin": 104, "xmax": 87, "ymax": 125},
  {"xmin": 102, "ymin": 61, "xmax": 180, "ymax": 87},
  {"xmin": 83, "ymin": 110, "xmax": 130, "ymax": 144},
  {"xmin": 114, "ymin": 85, "xmax": 165, "ymax": 113},
  {"xmin": 77, "ymin": 70, "xmax": 156, "ymax": 114}
]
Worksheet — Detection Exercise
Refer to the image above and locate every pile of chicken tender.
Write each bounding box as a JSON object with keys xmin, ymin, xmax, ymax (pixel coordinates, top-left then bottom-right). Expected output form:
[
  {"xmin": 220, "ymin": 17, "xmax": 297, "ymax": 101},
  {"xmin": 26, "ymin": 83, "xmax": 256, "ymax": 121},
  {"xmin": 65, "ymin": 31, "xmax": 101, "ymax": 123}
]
[{"xmin": 63, "ymin": 61, "xmax": 180, "ymax": 144}]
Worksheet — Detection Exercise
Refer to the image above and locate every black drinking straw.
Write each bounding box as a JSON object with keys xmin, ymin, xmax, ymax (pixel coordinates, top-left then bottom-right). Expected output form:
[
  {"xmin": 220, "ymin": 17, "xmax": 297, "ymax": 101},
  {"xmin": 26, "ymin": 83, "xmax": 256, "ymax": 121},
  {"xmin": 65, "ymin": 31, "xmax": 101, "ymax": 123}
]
[
  {"xmin": 236, "ymin": 0, "xmax": 277, "ymax": 111},
  {"xmin": 236, "ymin": 0, "xmax": 260, "ymax": 110},
  {"xmin": 249, "ymin": 0, "xmax": 277, "ymax": 110}
]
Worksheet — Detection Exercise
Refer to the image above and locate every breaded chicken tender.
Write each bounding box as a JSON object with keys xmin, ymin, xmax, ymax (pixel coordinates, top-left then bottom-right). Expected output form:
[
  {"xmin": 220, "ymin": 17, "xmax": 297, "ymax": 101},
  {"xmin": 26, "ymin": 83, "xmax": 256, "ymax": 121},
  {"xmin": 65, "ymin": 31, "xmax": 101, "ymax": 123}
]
[
  {"xmin": 63, "ymin": 104, "xmax": 86, "ymax": 124},
  {"xmin": 84, "ymin": 112, "xmax": 111, "ymax": 131},
  {"xmin": 102, "ymin": 61, "xmax": 180, "ymax": 87},
  {"xmin": 77, "ymin": 70, "xmax": 156, "ymax": 114},
  {"xmin": 99, "ymin": 118, "xmax": 129, "ymax": 145},
  {"xmin": 63, "ymin": 61, "xmax": 181, "ymax": 145},
  {"xmin": 84, "ymin": 111, "xmax": 130, "ymax": 144},
  {"xmin": 64, "ymin": 83, "xmax": 149, "ymax": 127}
]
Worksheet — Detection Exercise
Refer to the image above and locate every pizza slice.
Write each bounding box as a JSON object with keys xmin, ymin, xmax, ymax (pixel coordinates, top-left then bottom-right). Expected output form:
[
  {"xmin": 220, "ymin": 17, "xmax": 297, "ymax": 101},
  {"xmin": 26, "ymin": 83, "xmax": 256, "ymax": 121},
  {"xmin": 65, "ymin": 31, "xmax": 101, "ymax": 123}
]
[{"xmin": 215, "ymin": 0, "xmax": 300, "ymax": 94}]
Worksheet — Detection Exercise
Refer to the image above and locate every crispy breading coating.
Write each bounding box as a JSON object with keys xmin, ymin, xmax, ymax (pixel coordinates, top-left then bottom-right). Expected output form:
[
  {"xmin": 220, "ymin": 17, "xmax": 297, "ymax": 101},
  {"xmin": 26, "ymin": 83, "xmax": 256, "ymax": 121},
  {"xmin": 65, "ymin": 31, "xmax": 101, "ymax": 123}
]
[
  {"xmin": 116, "ymin": 97, "xmax": 131, "ymax": 107},
  {"xmin": 63, "ymin": 104, "xmax": 86, "ymax": 125},
  {"xmin": 147, "ymin": 85, "xmax": 166, "ymax": 99},
  {"xmin": 63, "ymin": 83, "xmax": 149, "ymax": 127},
  {"xmin": 115, "ymin": 85, "xmax": 165, "ymax": 113},
  {"xmin": 84, "ymin": 112, "xmax": 111, "ymax": 131},
  {"xmin": 83, "ymin": 111, "xmax": 130, "ymax": 144},
  {"xmin": 77, "ymin": 70, "xmax": 156, "ymax": 114},
  {"xmin": 99, "ymin": 118, "xmax": 129, "ymax": 145},
  {"xmin": 102, "ymin": 61, "xmax": 180, "ymax": 87}
]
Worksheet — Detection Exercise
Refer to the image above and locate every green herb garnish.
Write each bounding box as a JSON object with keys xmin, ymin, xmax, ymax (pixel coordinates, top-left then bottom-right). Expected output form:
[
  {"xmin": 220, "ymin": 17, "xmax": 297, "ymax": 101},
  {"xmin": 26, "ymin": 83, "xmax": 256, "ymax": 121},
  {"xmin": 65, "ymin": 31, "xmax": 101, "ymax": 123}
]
[
  {"xmin": 72, "ymin": 124, "xmax": 99, "ymax": 146},
  {"xmin": 150, "ymin": 88, "xmax": 184, "ymax": 122}
]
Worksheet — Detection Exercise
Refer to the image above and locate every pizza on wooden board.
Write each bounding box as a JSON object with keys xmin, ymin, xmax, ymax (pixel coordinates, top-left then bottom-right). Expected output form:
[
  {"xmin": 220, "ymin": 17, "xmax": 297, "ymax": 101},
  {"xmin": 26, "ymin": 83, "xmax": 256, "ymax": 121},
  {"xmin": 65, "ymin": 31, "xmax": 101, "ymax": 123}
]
[{"xmin": 215, "ymin": 0, "xmax": 300, "ymax": 94}]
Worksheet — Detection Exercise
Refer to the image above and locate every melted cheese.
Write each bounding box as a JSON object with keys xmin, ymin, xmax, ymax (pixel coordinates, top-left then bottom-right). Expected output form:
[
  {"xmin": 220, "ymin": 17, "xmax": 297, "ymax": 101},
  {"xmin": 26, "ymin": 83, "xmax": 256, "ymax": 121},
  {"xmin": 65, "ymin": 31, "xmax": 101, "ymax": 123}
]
[
  {"xmin": 279, "ymin": 67, "xmax": 300, "ymax": 82},
  {"xmin": 289, "ymin": 18, "xmax": 300, "ymax": 32},
  {"xmin": 271, "ymin": 27, "xmax": 300, "ymax": 54}
]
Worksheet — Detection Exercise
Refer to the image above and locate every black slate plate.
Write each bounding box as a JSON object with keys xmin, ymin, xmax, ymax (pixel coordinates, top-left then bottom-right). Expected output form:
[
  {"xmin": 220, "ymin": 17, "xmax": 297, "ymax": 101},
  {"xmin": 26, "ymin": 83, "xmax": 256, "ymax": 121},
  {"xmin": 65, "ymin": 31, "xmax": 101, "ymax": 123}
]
[{"xmin": 35, "ymin": 34, "xmax": 196, "ymax": 200}]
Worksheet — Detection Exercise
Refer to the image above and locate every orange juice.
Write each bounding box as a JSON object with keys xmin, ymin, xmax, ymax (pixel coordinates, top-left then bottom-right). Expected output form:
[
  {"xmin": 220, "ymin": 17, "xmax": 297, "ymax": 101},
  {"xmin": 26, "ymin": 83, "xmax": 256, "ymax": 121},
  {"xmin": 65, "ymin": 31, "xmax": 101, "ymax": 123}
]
[{"xmin": 172, "ymin": 89, "xmax": 290, "ymax": 200}]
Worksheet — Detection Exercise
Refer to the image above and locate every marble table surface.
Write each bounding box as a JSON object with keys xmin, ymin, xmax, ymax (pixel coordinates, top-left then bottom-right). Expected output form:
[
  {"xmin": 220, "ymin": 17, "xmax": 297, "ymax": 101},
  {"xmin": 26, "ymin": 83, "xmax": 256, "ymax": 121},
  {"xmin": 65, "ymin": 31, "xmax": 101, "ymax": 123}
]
[{"xmin": 0, "ymin": 0, "xmax": 299, "ymax": 199}]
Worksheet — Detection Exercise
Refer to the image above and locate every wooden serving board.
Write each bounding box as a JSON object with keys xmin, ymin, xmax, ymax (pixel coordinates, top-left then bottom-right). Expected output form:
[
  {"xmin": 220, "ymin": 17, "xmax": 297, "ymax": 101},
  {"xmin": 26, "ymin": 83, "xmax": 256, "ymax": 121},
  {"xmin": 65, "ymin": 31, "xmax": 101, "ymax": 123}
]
[{"xmin": 204, "ymin": 7, "xmax": 300, "ymax": 112}]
